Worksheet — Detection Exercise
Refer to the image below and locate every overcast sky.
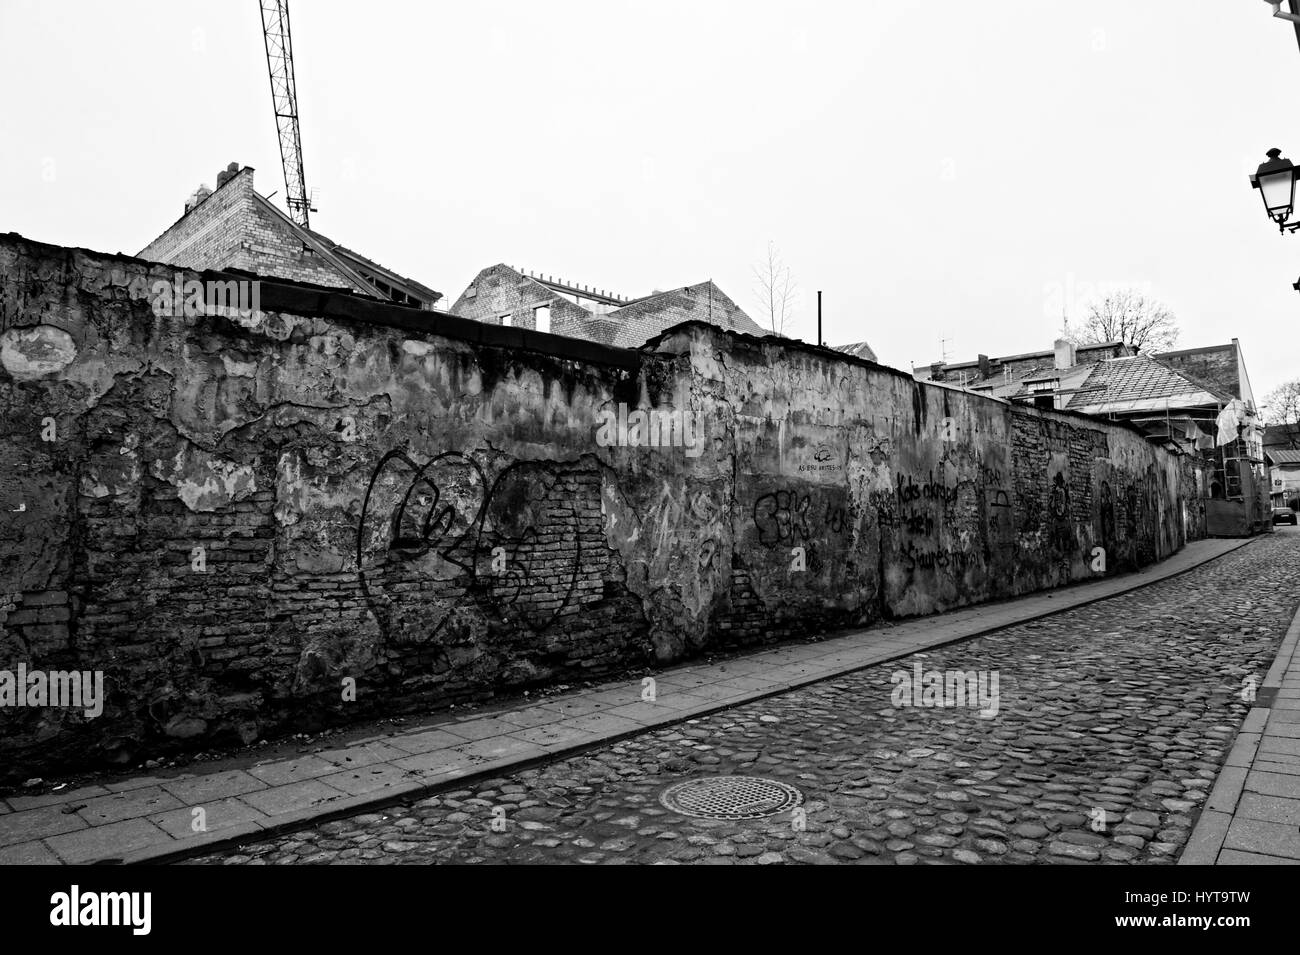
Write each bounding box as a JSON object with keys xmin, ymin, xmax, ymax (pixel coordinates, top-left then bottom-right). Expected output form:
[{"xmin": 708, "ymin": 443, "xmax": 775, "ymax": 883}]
[{"xmin": 2, "ymin": 1, "xmax": 1298, "ymax": 400}]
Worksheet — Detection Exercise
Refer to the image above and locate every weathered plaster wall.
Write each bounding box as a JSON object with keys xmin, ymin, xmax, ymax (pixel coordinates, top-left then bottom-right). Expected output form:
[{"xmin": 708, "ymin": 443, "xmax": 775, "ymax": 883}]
[{"xmin": 0, "ymin": 235, "xmax": 1199, "ymax": 776}]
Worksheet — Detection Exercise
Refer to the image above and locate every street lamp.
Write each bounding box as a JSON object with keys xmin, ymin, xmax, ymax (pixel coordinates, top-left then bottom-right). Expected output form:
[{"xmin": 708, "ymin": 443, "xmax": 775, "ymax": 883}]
[{"xmin": 1251, "ymin": 148, "xmax": 1300, "ymax": 229}]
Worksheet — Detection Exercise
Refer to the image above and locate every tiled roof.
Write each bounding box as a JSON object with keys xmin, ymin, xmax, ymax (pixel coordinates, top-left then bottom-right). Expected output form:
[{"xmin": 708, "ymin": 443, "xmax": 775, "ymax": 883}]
[
  {"xmin": 1066, "ymin": 356, "xmax": 1230, "ymax": 412},
  {"xmin": 1268, "ymin": 449, "xmax": 1300, "ymax": 465},
  {"xmin": 834, "ymin": 341, "xmax": 878, "ymax": 363}
]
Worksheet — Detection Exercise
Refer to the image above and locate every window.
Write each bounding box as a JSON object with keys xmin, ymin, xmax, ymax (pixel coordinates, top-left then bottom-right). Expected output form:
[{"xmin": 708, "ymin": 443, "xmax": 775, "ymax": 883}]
[
  {"xmin": 534, "ymin": 305, "xmax": 551, "ymax": 334},
  {"xmin": 500, "ymin": 313, "xmax": 512, "ymax": 327}
]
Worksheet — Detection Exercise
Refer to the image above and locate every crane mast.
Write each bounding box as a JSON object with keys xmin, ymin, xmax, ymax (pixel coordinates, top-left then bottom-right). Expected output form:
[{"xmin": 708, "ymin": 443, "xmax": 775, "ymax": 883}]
[{"xmin": 259, "ymin": 1, "xmax": 312, "ymax": 228}]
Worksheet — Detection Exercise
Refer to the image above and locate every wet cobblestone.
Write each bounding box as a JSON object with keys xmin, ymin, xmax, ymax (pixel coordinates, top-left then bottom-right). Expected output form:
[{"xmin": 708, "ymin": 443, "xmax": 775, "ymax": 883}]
[{"xmin": 190, "ymin": 533, "xmax": 1299, "ymax": 865}]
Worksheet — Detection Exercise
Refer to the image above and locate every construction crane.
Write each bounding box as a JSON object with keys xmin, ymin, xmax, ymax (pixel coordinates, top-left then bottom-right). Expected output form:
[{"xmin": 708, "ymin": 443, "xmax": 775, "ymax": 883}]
[{"xmin": 259, "ymin": 0, "xmax": 313, "ymax": 228}]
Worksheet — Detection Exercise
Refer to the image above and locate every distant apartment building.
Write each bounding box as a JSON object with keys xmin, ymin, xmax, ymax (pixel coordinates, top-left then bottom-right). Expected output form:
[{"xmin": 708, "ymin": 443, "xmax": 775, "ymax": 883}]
[
  {"xmin": 918, "ymin": 337, "xmax": 1268, "ymax": 536},
  {"xmin": 449, "ymin": 264, "xmax": 764, "ymax": 349},
  {"xmin": 138, "ymin": 163, "xmax": 441, "ymax": 309}
]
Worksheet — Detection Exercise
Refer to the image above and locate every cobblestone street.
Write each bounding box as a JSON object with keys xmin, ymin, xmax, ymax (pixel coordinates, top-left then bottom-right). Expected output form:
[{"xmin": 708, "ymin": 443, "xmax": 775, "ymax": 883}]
[{"xmin": 191, "ymin": 531, "xmax": 1299, "ymax": 866}]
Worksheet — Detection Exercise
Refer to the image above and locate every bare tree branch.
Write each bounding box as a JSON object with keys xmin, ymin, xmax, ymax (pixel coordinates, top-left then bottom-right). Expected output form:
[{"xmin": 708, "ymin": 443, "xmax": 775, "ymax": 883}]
[
  {"xmin": 752, "ymin": 241, "xmax": 797, "ymax": 336},
  {"xmin": 1263, "ymin": 379, "xmax": 1300, "ymax": 449},
  {"xmin": 1074, "ymin": 287, "xmax": 1180, "ymax": 353}
]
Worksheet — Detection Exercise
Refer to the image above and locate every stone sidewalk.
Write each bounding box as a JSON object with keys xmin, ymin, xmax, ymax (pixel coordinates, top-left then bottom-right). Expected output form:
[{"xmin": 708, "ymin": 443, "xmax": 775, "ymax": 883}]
[
  {"xmin": 0, "ymin": 537, "xmax": 1252, "ymax": 865},
  {"xmin": 1180, "ymin": 588, "xmax": 1300, "ymax": 865}
]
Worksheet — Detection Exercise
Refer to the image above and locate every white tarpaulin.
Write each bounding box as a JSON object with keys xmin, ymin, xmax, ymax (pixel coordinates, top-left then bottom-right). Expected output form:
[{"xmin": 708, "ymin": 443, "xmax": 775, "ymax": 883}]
[{"xmin": 1216, "ymin": 399, "xmax": 1246, "ymax": 446}]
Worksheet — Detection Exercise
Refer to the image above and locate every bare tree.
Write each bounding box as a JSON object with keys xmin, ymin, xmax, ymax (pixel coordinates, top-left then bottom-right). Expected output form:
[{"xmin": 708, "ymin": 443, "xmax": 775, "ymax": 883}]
[
  {"xmin": 752, "ymin": 241, "xmax": 797, "ymax": 336},
  {"xmin": 1075, "ymin": 287, "xmax": 1180, "ymax": 353},
  {"xmin": 1263, "ymin": 379, "xmax": 1300, "ymax": 449}
]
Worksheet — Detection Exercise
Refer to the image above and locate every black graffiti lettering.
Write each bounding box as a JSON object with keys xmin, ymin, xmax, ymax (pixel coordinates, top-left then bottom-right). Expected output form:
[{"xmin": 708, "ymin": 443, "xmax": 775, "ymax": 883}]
[{"xmin": 356, "ymin": 451, "xmax": 582, "ymax": 643}]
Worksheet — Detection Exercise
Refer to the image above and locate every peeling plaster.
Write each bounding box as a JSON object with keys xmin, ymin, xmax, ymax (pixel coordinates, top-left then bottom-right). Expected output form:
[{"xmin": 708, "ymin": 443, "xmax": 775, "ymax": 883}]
[
  {"xmin": 154, "ymin": 443, "xmax": 257, "ymax": 512},
  {"xmin": 0, "ymin": 325, "xmax": 77, "ymax": 379}
]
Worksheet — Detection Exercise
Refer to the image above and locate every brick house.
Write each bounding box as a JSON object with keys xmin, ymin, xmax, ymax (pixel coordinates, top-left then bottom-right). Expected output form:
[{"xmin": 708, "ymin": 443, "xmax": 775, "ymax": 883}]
[
  {"xmin": 138, "ymin": 163, "xmax": 441, "ymax": 309},
  {"xmin": 449, "ymin": 263, "xmax": 764, "ymax": 348}
]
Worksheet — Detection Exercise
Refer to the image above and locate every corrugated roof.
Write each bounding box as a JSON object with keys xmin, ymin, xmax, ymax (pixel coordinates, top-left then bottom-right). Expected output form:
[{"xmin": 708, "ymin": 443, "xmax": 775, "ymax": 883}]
[{"xmin": 1268, "ymin": 449, "xmax": 1300, "ymax": 465}]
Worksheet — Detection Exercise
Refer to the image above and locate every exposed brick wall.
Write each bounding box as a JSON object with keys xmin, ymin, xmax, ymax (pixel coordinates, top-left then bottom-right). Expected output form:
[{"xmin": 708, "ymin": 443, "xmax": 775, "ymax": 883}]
[
  {"xmin": 450, "ymin": 264, "xmax": 607, "ymax": 342},
  {"xmin": 608, "ymin": 281, "xmax": 762, "ymax": 347},
  {"xmin": 137, "ymin": 168, "xmax": 363, "ymax": 293},
  {"xmin": 450, "ymin": 267, "xmax": 762, "ymax": 348},
  {"xmin": 1157, "ymin": 344, "xmax": 1240, "ymax": 401},
  {"xmin": 0, "ymin": 234, "xmax": 1204, "ymax": 777}
]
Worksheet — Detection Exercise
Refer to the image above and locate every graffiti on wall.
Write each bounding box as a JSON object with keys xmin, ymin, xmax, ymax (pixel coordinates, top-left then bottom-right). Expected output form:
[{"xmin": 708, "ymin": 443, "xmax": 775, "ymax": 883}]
[
  {"xmin": 355, "ymin": 449, "xmax": 582, "ymax": 644},
  {"xmin": 752, "ymin": 488, "xmax": 850, "ymax": 548}
]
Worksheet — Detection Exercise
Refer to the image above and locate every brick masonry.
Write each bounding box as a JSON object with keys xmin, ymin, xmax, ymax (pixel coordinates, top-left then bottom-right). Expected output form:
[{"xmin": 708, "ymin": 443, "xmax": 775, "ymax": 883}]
[
  {"xmin": 0, "ymin": 234, "xmax": 1207, "ymax": 777},
  {"xmin": 137, "ymin": 167, "xmax": 365, "ymax": 293},
  {"xmin": 450, "ymin": 265, "xmax": 763, "ymax": 348}
]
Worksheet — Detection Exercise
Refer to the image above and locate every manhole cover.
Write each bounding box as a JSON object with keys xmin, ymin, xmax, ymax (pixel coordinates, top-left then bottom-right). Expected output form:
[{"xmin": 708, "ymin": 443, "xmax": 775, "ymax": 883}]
[{"xmin": 660, "ymin": 776, "xmax": 803, "ymax": 820}]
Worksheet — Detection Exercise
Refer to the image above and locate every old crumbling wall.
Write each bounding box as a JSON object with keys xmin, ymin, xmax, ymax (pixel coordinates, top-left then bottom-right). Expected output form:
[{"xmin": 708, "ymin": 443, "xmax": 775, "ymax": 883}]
[{"xmin": 0, "ymin": 235, "xmax": 1199, "ymax": 775}]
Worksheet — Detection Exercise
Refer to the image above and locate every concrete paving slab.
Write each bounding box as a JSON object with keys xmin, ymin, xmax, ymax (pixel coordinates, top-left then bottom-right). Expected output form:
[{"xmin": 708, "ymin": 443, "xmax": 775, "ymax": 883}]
[
  {"xmin": 1236, "ymin": 791, "xmax": 1300, "ymax": 826},
  {"xmin": 47, "ymin": 818, "xmax": 169, "ymax": 864},
  {"xmin": 1216, "ymin": 849, "xmax": 1299, "ymax": 865},
  {"xmin": 0, "ymin": 839, "xmax": 61, "ymax": 865},
  {"xmin": 149, "ymin": 796, "xmax": 270, "ymax": 839},
  {"xmin": 450, "ymin": 736, "xmax": 541, "ymax": 763},
  {"xmin": 385, "ymin": 729, "xmax": 467, "ymax": 755},
  {"xmin": 5, "ymin": 784, "xmax": 110, "ymax": 811},
  {"xmin": 506, "ymin": 723, "xmax": 598, "ymax": 750},
  {"xmin": 1223, "ymin": 816, "xmax": 1300, "ymax": 858},
  {"xmin": 160, "ymin": 769, "xmax": 268, "ymax": 803},
  {"xmin": 442, "ymin": 717, "xmax": 534, "ymax": 742},
  {"xmin": 247, "ymin": 754, "xmax": 340, "ymax": 786},
  {"xmin": 0, "ymin": 804, "xmax": 87, "ymax": 844},
  {"xmin": 238, "ymin": 779, "xmax": 349, "ymax": 817},
  {"xmin": 77, "ymin": 788, "xmax": 183, "ymax": 826},
  {"xmin": 316, "ymin": 740, "xmax": 410, "ymax": 769}
]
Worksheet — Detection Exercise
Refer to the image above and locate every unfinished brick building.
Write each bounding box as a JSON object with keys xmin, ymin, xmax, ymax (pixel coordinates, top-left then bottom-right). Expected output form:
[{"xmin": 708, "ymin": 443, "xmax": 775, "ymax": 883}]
[
  {"xmin": 450, "ymin": 263, "xmax": 765, "ymax": 348},
  {"xmin": 139, "ymin": 163, "xmax": 441, "ymax": 309}
]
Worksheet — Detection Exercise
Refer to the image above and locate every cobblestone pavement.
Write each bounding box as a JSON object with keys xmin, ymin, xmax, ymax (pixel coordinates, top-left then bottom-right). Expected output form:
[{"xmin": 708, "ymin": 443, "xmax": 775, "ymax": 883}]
[{"xmin": 190, "ymin": 532, "xmax": 1300, "ymax": 865}]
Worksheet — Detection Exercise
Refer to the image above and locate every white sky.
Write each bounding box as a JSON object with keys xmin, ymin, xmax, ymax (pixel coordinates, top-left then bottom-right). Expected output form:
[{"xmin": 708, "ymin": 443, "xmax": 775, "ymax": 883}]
[{"xmin": 2, "ymin": 1, "xmax": 1298, "ymax": 400}]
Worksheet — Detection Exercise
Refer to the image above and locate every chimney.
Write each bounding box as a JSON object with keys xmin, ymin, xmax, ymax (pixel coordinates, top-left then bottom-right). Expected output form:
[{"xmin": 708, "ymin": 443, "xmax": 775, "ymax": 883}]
[
  {"xmin": 930, "ymin": 361, "xmax": 946, "ymax": 381},
  {"xmin": 977, "ymin": 354, "xmax": 991, "ymax": 379},
  {"xmin": 1054, "ymin": 338, "xmax": 1076, "ymax": 370},
  {"xmin": 184, "ymin": 184, "xmax": 213, "ymax": 215}
]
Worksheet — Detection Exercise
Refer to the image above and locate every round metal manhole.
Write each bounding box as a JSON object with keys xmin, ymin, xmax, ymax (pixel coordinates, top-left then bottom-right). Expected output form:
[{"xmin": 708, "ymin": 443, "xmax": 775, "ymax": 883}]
[{"xmin": 660, "ymin": 776, "xmax": 803, "ymax": 820}]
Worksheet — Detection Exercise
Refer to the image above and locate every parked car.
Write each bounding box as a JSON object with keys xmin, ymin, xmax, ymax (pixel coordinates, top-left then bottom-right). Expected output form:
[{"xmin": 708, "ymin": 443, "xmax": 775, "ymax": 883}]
[{"xmin": 1273, "ymin": 506, "xmax": 1298, "ymax": 526}]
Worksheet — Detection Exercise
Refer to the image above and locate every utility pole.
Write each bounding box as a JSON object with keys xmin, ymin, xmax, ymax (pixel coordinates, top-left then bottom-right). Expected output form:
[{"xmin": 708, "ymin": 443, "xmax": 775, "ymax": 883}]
[{"xmin": 817, "ymin": 290, "xmax": 822, "ymax": 346}]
